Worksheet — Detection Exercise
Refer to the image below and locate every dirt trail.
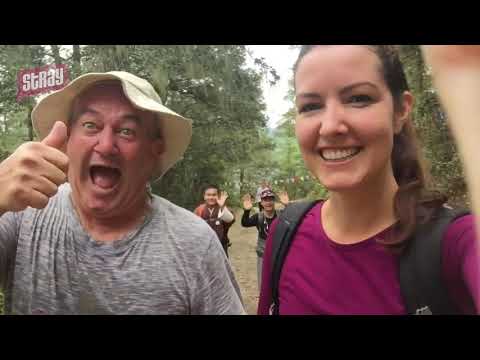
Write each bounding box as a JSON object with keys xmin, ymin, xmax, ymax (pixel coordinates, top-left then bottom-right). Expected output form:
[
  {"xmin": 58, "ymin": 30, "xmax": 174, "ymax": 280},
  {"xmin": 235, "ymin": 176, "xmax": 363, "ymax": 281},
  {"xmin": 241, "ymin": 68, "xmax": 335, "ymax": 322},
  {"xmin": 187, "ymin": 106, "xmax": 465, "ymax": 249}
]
[{"xmin": 228, "ymin": 210, "xmax": 259, "ymax": 315}]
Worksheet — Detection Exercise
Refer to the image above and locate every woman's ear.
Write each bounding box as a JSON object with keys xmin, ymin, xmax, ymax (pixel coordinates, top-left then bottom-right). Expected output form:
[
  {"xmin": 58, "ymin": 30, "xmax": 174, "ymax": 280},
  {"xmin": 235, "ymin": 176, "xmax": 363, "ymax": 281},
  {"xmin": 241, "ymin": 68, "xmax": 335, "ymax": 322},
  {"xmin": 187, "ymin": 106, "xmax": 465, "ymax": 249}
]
[{"xmin": 394, "ymin": 91, "xmax": 414, "ymax": 134}]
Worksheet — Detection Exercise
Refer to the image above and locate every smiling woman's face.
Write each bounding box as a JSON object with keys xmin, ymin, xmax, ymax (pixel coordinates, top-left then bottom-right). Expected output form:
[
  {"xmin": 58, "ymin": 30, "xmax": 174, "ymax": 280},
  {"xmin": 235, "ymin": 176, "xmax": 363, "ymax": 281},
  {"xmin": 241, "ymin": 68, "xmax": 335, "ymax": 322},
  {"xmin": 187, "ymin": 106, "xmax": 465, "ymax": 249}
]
[{"xmin": 294, "ymin": 45, "xmax": 409, "ymax": 192}]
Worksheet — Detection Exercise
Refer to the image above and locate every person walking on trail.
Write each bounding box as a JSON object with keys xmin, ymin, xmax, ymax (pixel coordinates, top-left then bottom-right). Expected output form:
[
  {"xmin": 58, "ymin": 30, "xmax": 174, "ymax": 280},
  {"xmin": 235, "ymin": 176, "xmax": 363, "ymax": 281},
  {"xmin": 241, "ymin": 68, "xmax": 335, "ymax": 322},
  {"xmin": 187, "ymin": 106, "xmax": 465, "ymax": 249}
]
[
  {"xmin": 255, "ymin": 180, "xmax": 270, "ymax": 211},
  {"xmin": 194, "ymin": 185, "xmax": 235, "ymax": 257},
  {"xmin": 241, "ymin": 188, "xmax": 289, "ymax": 291},
  {"xmin": 0, "ymin": 71, "xmax": 245, "ymax": 315},
  {"xmin": 258, "ymin": 45, "xmax": 479, "ymax": 315}
]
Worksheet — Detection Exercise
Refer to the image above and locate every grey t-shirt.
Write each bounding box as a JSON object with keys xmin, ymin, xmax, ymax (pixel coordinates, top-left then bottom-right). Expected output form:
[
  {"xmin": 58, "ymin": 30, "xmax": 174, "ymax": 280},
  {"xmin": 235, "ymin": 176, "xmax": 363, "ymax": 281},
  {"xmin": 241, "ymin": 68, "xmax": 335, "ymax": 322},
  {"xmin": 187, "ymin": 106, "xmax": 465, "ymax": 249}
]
[{"xmin": 0, "ymin": 184, "xmax": 245, "ymax": 315}]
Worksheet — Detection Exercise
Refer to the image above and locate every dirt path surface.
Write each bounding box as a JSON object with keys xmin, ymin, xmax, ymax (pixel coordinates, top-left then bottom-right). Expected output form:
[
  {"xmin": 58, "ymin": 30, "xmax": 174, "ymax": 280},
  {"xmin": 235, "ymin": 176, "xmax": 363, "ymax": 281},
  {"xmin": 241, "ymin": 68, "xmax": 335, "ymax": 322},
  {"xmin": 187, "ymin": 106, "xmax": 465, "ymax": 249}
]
[{"xmin": 228, "ymin": 210, "xmax": 259, "ymax": 315}]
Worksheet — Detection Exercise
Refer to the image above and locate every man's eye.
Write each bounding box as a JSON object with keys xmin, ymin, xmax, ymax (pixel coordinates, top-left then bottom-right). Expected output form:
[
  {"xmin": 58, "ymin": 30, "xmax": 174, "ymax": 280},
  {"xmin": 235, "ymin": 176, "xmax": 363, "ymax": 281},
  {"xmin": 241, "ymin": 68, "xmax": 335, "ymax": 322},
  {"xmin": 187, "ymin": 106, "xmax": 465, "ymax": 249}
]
[
  {"xmin": 119, "ymin": 128, "xmax": 135, "ymax": 137},
  {"xmin": 82, "ymin": 122, "xmax": 97, "ymax": 130}
]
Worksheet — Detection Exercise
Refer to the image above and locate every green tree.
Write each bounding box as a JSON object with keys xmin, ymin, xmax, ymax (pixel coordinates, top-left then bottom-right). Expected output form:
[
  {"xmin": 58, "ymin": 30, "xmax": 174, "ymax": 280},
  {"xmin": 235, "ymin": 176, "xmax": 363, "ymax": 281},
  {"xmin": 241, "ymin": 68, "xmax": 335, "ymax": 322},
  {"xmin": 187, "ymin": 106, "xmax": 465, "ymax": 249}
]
[
  {"xmin": 0, "ymin": 45, "xmax": 48, "ymax": 160},
  {"xmin": 79, "ymin": 45, "xmax": 275, "ymax": 209}
]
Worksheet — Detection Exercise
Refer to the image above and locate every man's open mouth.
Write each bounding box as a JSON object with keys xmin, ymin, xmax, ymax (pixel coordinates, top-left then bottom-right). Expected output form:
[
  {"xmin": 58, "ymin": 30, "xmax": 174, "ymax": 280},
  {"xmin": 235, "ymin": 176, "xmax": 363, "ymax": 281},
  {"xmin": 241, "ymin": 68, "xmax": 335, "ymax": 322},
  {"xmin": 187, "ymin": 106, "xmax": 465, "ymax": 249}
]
[{"xmin": 89, "ymin": 165, "xmax": 122, "ymax": 189}]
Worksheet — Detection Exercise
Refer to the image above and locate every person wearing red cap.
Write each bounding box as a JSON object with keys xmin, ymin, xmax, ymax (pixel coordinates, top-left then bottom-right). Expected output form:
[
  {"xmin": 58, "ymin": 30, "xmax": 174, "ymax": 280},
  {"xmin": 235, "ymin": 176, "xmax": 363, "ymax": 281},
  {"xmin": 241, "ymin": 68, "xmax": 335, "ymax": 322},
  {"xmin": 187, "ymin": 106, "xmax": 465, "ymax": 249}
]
[{"xmin": 241, "ymin": 188, "xmax": 289, "ymax": 291}]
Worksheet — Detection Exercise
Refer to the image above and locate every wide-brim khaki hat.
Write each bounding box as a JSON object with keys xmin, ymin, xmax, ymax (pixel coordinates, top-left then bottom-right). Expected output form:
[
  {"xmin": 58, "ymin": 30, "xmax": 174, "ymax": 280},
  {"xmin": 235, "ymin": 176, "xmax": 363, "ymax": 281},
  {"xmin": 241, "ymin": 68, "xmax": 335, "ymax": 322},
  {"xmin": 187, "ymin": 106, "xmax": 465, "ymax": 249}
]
[{"xmin": 31, "ymin": 71, "xmax": 193, "ymax": 180}]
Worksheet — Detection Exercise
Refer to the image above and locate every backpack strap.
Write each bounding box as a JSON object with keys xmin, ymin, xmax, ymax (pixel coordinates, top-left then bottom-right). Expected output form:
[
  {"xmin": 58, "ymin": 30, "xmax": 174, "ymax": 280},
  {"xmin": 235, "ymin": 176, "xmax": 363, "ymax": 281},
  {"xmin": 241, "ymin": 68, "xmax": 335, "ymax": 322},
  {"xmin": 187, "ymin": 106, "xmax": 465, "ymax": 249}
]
[
  {"xmin": 269, "ymin": 200, "xmax": 320, "ymax": 315},
  {"xmin": 399, "ymin": 206, "xmax": 470, "ymax": 315}
]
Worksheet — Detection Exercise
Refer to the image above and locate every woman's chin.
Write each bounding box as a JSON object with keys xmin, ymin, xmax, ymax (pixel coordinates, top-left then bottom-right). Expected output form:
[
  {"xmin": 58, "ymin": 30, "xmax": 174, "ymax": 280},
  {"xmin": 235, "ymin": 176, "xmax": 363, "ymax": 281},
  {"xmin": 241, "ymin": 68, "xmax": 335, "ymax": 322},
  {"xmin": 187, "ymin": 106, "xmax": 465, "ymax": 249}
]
[{"xmin": 318, "ymin": 177, "xmax": 364, "ymax": 193}]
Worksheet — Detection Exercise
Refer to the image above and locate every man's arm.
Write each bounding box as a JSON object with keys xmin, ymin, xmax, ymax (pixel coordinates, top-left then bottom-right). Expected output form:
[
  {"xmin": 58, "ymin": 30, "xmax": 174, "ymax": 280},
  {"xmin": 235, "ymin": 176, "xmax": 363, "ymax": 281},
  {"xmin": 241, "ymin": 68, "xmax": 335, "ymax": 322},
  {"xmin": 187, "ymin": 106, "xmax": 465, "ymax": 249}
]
[
  {"xmin": 217, "ymin": 191, "xmax": 234, "ymax": 223},
  {"xmin": 191, "ymin": 234, "xmax": 246, "ymax": 315},
  {"xmin": 218, "ymin": 206, "xmax": 234, "ymax": 223},
  {"xmin": 0, "ymin": 211, "xmax": 22, "ymax": 291},
  {"xmin": 241, "ymin": 210, "xmax": 258, "ymax": 228}
]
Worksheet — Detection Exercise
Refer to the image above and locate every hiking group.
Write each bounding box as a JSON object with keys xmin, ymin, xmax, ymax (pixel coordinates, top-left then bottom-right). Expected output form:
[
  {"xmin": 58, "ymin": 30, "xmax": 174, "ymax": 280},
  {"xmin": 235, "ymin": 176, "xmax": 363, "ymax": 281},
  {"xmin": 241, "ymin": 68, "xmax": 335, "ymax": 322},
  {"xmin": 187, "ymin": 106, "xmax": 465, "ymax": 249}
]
[{"xmin": 0, "ymin": 45, "xmax": 479, "ymax": 314}]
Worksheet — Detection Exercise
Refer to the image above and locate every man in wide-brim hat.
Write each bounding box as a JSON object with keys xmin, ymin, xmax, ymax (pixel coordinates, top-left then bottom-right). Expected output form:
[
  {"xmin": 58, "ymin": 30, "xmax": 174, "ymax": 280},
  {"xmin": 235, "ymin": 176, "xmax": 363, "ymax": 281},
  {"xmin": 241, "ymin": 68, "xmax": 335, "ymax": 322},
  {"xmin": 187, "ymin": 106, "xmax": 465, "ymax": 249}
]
[{"xmin": 0, "ymin": 71, "xmax": 245, "ymax": 315}]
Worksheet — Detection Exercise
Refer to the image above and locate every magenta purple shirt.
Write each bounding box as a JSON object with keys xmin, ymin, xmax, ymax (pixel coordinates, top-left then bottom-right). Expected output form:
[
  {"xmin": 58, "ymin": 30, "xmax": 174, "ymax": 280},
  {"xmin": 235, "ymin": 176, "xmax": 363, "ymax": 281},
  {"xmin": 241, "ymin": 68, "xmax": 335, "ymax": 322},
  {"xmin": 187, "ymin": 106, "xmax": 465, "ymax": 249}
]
[{"xmin": 258, "ymin": 202, "xmax": 479, "ymax": 315}]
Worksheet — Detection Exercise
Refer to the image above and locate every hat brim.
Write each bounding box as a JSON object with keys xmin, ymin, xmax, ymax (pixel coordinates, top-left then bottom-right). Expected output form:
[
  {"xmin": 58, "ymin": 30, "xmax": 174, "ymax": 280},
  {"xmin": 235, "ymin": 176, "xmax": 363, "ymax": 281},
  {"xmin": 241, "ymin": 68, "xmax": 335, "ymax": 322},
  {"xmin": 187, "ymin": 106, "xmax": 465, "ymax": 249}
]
[
  {"xmin": 31, "ymin": 72, "xmax": 192, "ymax": 180},
  {"xmin": 260, "ymin": 195, "xmax": 276, "ymax": 200}
]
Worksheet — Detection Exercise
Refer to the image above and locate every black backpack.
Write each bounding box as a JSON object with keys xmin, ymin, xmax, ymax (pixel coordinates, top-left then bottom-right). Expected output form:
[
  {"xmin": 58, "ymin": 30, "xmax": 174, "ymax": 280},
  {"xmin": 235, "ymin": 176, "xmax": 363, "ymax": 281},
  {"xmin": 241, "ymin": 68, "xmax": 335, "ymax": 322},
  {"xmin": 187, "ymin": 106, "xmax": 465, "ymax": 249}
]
[{"xmin": 269, "ymin": 201, "xmax": 470, "ymax": 315}]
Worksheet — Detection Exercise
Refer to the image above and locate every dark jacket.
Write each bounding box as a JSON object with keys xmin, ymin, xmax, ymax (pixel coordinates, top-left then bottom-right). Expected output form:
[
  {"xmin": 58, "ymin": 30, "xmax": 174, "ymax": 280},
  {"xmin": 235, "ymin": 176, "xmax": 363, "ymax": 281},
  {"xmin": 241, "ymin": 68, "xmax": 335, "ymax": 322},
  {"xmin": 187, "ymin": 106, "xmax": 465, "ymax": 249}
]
[{"xmin": 241, "ymin": 209, "xmax": 278, "ymax": 257}]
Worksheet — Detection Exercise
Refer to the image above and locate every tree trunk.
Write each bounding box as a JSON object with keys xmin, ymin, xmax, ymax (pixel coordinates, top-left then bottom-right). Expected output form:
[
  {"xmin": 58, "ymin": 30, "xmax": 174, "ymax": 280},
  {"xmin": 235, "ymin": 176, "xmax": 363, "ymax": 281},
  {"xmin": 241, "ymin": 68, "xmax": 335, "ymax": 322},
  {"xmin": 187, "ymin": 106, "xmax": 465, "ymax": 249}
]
[
  {"xmin": 50, "ymin": 45, "xmax": 62, "ymax": 64},
  {"xmin": 240, "ymin": 168, "xmax": 245, "ymax": 195},
  {"xmin": 72, "ymin": 45, "xmax": 81, "ymax": 78}
]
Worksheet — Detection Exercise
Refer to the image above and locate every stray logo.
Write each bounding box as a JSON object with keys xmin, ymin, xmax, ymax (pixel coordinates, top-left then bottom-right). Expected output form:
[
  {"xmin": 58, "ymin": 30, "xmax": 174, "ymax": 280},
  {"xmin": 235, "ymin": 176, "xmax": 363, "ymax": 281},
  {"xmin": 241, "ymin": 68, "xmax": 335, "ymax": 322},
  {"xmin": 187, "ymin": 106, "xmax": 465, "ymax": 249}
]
[{"xmin": 17, "ymin": 64, "xmax": 69, "ymax": 101}]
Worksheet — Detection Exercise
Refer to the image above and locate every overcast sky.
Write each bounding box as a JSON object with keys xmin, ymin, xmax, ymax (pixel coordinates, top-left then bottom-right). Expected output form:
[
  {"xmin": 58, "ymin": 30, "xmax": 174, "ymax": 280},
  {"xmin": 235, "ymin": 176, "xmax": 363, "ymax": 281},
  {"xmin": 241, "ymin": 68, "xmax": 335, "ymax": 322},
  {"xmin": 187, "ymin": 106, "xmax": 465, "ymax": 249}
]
[{"xmin": 246, "ymin": 45, "xmax": 299, "ymax": 128}]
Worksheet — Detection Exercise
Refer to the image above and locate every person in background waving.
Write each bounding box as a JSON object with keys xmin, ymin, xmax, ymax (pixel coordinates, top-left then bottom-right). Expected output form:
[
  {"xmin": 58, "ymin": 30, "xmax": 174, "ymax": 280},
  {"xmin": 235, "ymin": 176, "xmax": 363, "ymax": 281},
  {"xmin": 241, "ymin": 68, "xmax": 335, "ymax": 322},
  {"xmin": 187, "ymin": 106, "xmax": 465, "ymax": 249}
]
[
  {"xmin": 194, "ymin": 185, "xmax": 235, "ymax": 257},
  {"xmin": 241, "ymin": 188, "xmax": 289, "ymax": 292}
]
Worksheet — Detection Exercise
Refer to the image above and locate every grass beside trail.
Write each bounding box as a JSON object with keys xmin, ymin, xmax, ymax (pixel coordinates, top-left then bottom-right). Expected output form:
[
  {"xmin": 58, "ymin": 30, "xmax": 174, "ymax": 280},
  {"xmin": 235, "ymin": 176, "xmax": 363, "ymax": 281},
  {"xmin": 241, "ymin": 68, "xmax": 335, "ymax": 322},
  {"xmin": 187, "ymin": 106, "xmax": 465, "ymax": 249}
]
[{"xmin": 0, "ymin": 292, "xmax": 3, "ymax": 314}]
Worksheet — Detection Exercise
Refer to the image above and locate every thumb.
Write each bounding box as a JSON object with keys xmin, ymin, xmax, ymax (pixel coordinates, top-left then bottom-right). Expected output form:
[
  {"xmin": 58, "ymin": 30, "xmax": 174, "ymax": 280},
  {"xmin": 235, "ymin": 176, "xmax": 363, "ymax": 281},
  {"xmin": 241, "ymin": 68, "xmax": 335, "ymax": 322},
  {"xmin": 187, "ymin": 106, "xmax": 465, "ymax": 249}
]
[{"xmin": 42, "ymin": 121, "xmax": 68, "ymax": 150}]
